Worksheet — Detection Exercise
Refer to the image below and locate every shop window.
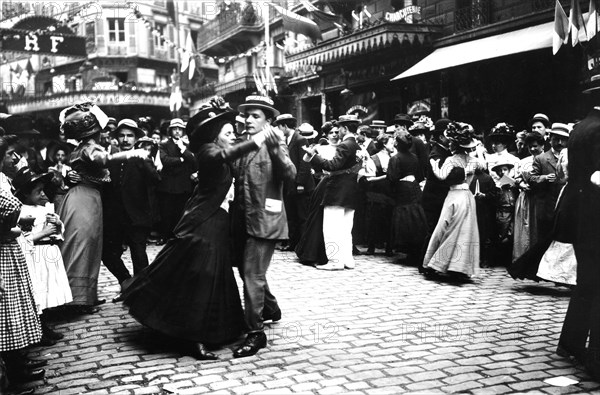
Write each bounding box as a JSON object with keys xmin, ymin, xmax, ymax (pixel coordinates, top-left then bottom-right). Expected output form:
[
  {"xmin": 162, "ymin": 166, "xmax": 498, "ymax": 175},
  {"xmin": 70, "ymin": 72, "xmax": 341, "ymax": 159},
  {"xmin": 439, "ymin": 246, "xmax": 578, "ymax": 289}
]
[{"xmin": 108, "ymin": 18, "xmax": 125, "ymax": 42}]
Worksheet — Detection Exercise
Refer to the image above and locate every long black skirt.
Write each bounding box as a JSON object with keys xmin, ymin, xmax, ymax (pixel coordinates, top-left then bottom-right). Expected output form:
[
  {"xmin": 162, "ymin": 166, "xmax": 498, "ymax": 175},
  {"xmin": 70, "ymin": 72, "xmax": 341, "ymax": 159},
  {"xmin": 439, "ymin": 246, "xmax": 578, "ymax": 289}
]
[
  {"xmin": 123, "ymin": 208, "xmax": 244, "ymax": 345},
  {"xmin": 295, "ymin": 180, "xmax": 328, "ymax": 265}
]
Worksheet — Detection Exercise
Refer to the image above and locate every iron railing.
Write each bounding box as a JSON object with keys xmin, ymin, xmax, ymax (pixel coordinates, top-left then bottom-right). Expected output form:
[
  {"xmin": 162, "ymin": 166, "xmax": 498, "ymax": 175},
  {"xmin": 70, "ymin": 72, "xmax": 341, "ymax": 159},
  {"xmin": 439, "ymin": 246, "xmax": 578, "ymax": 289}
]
[{"xmin": 454, "ymin": 0, "xmax": 491, "ymax": 33}]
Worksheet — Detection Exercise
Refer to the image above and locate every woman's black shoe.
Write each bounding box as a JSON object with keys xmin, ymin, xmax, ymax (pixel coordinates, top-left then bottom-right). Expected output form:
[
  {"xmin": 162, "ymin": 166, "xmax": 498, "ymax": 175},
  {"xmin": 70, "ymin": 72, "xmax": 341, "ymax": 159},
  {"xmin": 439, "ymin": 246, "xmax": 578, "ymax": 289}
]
[
  {"xmin": 7, "ymin": 386, "xmax": 35, "ymax": 395},
  {"xmin": 42, "ymin": 321, "xmax": 64, "ymax": 341},
  {"xmin": 36, "ymin": 335, "xmax": 57, "ymax": 347},
  {"xmin": 192, "ymin": 343, "xmax": 218, "ymax": 360}
]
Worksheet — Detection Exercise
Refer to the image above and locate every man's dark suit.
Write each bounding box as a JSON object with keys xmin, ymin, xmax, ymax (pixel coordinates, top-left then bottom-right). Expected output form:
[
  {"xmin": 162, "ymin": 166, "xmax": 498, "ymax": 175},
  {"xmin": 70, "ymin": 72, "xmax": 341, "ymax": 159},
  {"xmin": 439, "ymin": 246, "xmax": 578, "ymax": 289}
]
[
  {"xmin": 284, "ymin": 131, "xmax": 315, "ymax": 249},
  {"xmin": 157, "ymin": 138, "xmax": 196, "ymax": 239},
  {"xmin": 557, "ymin": 107, "xmax": 600, "ymax": 380},
  {"xmin": 529, "ymin": 149, "xmax": 565, "ymax": 238},
  {"xmin": 102, "ymin": 157, "xmax": 160, "ymax": 284},
  {"xmin": 311, "ymin": 136, "xmax": 361, "ymax": 209}
]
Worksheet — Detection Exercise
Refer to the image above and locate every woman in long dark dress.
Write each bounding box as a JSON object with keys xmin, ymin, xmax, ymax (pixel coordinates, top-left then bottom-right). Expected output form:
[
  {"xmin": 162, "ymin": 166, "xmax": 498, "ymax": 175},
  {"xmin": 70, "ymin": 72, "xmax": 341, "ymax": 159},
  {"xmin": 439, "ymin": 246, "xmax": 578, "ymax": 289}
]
[{"xmin": 123, "ymin": 98, "xmax": 270, "ymax": 359}]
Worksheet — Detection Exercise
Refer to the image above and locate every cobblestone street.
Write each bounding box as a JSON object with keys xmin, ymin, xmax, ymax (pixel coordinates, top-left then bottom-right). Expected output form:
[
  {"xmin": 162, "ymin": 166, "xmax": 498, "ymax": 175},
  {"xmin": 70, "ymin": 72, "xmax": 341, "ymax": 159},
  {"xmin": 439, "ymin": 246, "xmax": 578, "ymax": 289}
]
[{"xmin": 24, "ymin": 246, "xmax": 600, "ymax": 394}]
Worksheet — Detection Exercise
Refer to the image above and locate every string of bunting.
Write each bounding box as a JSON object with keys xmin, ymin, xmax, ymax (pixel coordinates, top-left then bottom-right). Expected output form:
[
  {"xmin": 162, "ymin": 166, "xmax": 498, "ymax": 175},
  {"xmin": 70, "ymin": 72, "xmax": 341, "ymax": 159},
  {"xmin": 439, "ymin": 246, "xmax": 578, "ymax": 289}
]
[
  {"xmin": 0, "ymin": 2, "xmax": 98, "ymax": 40},
  {"xmin": 124, "ymin": 2, "xmax": 266, "ymax": 65}
]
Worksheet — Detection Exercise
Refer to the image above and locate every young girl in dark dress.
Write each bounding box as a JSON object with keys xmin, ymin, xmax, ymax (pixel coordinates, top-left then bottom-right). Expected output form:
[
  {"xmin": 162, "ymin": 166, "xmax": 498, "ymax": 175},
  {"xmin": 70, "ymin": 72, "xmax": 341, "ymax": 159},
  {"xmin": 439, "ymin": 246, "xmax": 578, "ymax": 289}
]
[{"xmin": 123, "ymin": 98, "xmax": 272, "ymax": 359}]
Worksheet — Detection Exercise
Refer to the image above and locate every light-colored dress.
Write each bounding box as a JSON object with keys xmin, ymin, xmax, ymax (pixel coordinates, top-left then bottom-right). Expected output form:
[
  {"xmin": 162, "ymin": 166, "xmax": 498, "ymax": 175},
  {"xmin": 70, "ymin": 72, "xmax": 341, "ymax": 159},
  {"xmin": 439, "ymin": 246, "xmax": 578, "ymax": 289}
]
[
  {"xmin": 19, "ymin": 204, "xmax": 73, "ymax": 312},
  {"xmin": 59, "ymin": 139, "xmax": 110, "ymax": 305},
  {"xmin": 423, "ymin": 154, "xmax": 480, "ymax": 277},
  {"xmin": 512, "ymin": 155, "xmax": 536, "ymax": 262}
]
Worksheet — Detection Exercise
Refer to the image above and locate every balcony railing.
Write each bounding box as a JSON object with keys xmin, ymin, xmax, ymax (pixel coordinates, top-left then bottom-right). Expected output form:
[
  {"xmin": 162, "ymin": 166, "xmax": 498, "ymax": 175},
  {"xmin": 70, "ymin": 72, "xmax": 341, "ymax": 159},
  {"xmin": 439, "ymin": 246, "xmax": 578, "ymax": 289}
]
[
  {"xmin": 199, "ymin": 5, "xmax": 264, "ymax": 45},
  {"xmin": 107, "ymin": 44, "xmax": 127, "ymax": 56},
  {"xmin": 454, "ymin": 0, "xmax": 491, "ymax": 33}
]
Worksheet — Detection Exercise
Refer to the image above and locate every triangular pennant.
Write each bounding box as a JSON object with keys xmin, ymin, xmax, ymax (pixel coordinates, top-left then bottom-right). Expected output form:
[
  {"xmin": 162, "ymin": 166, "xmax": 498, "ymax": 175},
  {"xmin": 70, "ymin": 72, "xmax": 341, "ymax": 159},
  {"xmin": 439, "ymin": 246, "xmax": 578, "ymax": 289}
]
[{"xmin": 569, "ymin": 0, "xmax": 587, "ymax": 46}]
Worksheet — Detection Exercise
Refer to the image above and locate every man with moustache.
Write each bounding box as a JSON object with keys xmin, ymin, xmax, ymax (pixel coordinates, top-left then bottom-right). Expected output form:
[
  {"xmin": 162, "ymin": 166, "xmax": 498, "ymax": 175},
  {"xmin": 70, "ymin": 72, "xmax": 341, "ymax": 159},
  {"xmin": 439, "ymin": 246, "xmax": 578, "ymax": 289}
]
[{"xmin": 102, "ymin": 119, "xmax": 160, "ymax": 297}]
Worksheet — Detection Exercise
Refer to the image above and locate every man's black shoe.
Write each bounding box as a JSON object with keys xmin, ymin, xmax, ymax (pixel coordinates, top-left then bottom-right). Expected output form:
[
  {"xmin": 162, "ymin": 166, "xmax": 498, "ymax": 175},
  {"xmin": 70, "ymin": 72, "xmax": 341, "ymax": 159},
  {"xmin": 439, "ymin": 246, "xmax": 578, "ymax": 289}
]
[
  {"xmin": 18, "ymin": 359, "xmax": 47, "ymax": 370},
  {"xmin": 7, "ymin": 387, "xmax": 35, "ymax": 395},
  {"xmin": 9, "ymin": 368, "xmax": 45, "ymax": 383},
  {"xmin": 233, "ymin": 332, "xmax": 267, "ymax": 358},
  {"xmin": 263, "ymin": 309, "xmax": 282, "ymax": 323}
]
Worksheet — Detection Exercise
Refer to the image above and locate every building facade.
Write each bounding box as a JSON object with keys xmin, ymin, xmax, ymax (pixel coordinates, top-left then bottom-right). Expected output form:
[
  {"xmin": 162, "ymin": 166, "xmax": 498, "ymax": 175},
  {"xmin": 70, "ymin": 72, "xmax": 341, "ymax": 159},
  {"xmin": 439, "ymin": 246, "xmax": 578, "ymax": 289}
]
[{"xmin": 1, "ymin": 1, "xmax": 217, "ymax": 121}]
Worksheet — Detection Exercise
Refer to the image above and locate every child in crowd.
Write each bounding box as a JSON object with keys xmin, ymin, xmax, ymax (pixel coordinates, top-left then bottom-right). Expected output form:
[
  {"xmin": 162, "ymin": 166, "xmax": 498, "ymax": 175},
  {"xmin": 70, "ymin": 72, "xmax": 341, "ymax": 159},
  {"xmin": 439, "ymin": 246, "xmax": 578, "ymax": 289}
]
[
  {"xmin": 14, "ymin": 168, "xmax": 72, "ymax": 344},
  {"xmin": 491, "ymin": 162, "xmax": 518, "ymax": 266},
  {"xmin": 47, "ymin": 145, "xmax": 72, "ymax": 214}
]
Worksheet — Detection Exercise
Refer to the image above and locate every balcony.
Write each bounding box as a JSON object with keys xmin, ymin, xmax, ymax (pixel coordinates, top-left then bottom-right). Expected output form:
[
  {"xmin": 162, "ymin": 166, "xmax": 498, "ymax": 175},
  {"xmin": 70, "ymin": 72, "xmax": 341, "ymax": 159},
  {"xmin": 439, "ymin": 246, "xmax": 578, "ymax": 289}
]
[
  {"xmin": 285, "ymin": 21, "xmax": 443, "ymax": 77},
  {"xmin": 454, "ymin": 0, "xmax": 491, "ymax": 33},
  {"xmin": 5, "ymin": 90, "xmax": 170, "ymax": 114},
  {"xmin": 196, "ymin": 4, "xmax": 264, "ymax": 57},
  {"xmin": 215, "ymin": 75, "xmax": 256, "ymax": 97}
]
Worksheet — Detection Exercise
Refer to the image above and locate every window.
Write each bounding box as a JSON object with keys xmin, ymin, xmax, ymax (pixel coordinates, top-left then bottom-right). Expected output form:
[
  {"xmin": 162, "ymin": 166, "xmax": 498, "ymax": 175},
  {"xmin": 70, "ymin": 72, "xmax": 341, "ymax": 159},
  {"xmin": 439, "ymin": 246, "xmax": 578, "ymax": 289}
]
[
  {"xmin": 154, "ymin": 23, "xmax": 166, "ymax": 48},
  {"xmin": 108, "ymin": 18, "xmax": 125, "ymax": 42}
]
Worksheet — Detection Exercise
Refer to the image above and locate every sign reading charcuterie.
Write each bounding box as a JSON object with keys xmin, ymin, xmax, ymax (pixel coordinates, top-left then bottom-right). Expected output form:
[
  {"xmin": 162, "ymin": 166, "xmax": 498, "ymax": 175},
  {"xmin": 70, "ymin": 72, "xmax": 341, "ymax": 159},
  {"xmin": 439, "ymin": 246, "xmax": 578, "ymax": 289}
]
[
  {"xmin": 385, "ymin": 6, "xmax": 422, "ymax": 23},
  {"xmin": 0, "ymin": 28, "xmax": 87, "ymax": 57}
]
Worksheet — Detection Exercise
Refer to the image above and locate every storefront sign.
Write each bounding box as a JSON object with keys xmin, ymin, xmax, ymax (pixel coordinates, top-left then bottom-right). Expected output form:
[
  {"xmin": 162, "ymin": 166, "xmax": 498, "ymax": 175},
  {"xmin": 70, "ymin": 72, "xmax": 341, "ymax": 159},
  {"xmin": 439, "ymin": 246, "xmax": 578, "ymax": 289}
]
[
  {"xmin": 346, "ymin": 105, "xmax": 368, "ymax": 117},
  {"xmin": 385, "ymin": 6, "xmax": 421, "ymax": 24},
  {"xmin": 7, "ymin": 91, "xmax": 170, "ymax": 114},
  {"xmin": 1, "ymin": 28, "xmax": 87, "ymax": 57},
  {"xmin": 407, "ymin": 99, "xmax": 431, "ymax": 115}
]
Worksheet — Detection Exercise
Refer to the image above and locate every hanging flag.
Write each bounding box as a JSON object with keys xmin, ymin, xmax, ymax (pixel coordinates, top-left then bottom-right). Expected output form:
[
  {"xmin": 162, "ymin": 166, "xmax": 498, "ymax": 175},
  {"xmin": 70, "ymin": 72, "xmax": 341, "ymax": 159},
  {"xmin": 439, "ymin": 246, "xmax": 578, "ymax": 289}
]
[
  {"xmin": 587, "ymin": 0, "xmax": 599, "ymax": 41},
  {"xmin": 268, "ymin": 3, "xmax": 323, "ymax": 40},
  {"xmin": 569, "ymin": 0, "xmax": 587, "ymax": 46},
  {"xmin": 166, "ymin": 0, "xmax": 177, "ymax": 25},
  {"xmin": 320, "ymin": 93, "xmax": 327, "ymax": 115},
  {"xmin": 180, "ymin": 32, "xmax": 196, "ymax": 79},
  {"xmin": 14, "ymin": 64, "xmax": 23, "ymax": 76},
  {"xmin": 253, "ymin": 70, "xmax": 266, "ymax": 96},
  {"xmin": 553, "ymin": 0, "xmax": 569, "ymax": 54},
  {"xmin": 300, "ymin": 0, "xmax": 345, "ymax": 31},
  {"xmin": 267, "ymin": 69, "xmax": 278, "ymax": 94},
  {"xmin": 25, "ymin": 59, "xmax": 34, "ymax": 76}
]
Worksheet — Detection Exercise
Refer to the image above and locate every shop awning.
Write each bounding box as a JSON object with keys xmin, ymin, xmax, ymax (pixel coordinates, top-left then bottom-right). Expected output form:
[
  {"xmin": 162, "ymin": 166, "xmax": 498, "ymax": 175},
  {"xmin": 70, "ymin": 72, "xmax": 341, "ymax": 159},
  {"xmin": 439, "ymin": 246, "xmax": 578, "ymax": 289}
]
[{"xmin": 391, "ymin": 21, "xmax": 554, "ymax": 81}]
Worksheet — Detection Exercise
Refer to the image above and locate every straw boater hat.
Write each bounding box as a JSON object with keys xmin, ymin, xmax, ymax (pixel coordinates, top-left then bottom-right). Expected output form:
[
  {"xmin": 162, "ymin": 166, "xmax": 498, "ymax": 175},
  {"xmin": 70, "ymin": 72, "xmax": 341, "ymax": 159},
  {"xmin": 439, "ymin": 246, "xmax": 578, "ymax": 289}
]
[
  {"xmin": 548, "ymin": 122, "xmax": 570, "ymax": 138},
  {"xmin": 273, "ymin": 113, "xmax": 297, "ymax": 126},
  {"xmin": 370, "ymin": 120, "xmax": 387, "ymax": 131},
  {"xmin": 529, "ymin": 113, "xmax": 551, "ymax": 129},
  {"xmin": 337, "ymin": 114, "xmax": 360, "ymax": 125},
  {"xmin": 111, "ymin": 119, "xmax": 145, "ymax": 139},
  {"xmin": 298, "ymin": 123, "xmax": 318, "ymax": 139},
  {"xmin": 186, "ymin": 97, "xmax": 237, "ymax": 150},
  {"xmin": 237, "ymin": 95, "xmax": 280, "ymax": 118}
]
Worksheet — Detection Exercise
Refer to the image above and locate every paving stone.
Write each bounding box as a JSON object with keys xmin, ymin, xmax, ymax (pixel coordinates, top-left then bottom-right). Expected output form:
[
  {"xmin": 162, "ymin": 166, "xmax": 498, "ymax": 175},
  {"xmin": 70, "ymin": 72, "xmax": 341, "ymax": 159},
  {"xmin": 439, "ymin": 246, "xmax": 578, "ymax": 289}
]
[{"xmin": 30, "ymin": 247, "xmax": 600, "ymax": 395}]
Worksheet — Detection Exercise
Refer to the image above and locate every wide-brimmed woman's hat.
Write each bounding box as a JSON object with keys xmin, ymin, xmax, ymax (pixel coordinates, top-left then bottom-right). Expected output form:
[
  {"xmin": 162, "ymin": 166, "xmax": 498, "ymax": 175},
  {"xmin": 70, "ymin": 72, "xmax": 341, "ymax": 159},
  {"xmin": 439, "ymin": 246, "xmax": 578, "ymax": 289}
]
[
  {"xmin": 445, "ymin": 122, "xmax": 476, "ymax": 148},
  {"xmin": 488, "ymin": 122, "xmax": 516, "ymax": 141},
  {"xmin": 237, "ymin": 95, "xmax": 280, "ymax": 118},
  {"xmin": 59, "ymin": 102, "xmax": 109, "ymax": 140},
  {"xmin": 0, "ymin": 115, "xmax": 40, "ymax": 137},
  {"xmin": 491, "ymin": 161, "xmax": 515, "ymax": 173},
  {"xmin": 187, "ymin": 97, "xmax": 237, "ymax": 150},
  {"xmin": 13, "ymin": 167, "xmax": 54, "ymax": 198}
]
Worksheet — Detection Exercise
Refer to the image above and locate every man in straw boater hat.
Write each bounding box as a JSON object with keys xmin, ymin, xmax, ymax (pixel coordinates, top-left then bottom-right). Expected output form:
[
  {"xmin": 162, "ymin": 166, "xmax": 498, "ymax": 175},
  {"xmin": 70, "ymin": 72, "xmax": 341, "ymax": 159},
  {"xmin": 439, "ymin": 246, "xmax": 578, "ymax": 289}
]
[
  {"xmin": 155, "ymin": 118, "xmax": 196, "ymax": 245},
  {"xmin": 302, "ymin": 114, "xmax": 361, "ymax": 271},
  {"xmin": 273, "ymin": 114, "xmax": 315, "ymax": 252},
  {"xmin": 529, "ymin": 122, "xmax": 569, "ymax": 241},
  {"xmin": 529, "ymin": 113, "xmax": 550, "ymax": 137},
  {"xmin": 102, "ymin": 119, "xmax": 160, "ymax": 301},
  {"xmin": 230, "ymin": 95, "xmax": 296, "ymax": 358},
  {"xmin": 555, "ymin": 71, "xmax": 600, "ymax": 380}
]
